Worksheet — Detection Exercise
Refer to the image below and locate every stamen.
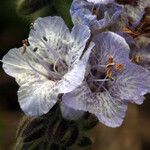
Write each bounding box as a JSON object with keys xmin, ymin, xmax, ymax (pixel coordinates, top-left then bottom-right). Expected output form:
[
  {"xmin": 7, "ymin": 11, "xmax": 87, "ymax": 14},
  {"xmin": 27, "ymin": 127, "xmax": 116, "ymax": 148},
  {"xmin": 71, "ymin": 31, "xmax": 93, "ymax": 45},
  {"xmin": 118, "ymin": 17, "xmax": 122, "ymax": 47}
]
[
  {"xmin": 106, "ymin": 55, "xmax": 115, "ymax": 68},
  {"xmin": 24, "ymin": 46, "xmax": 62, "ymax": 79},
  {"xmin": 131, "ymin": 55, "xmax": 141, "ymax": 64},
  {"xmin": 97, "ymin": 76, "xmax": 108, "ymax": 91},
  {"xmin": 22, "ymin": 39, "xmax": 29, "ymax": 46},
  {"xmin": 30, "ymin": 23, "xmax": 36, "ymax": 31},
  {"xmin": 108, "ymin": 55, "xmax": 115, "ymax": 64},
  {"xmin": 53, "ymin": 58, "xmax": 59, "ymax": 73},
  {"xmin": 22, "ymin": 39, "xmax": 29, "ymax": 54},
  {"xmin": 22, "ymin": 45, "xmax": 27, "ymax": 54},
  {"xmin": 106, "ymin": 68, "xmax": 114, "ymax": 80},
  {"xmin": 93, "ymin": 79, "xmax": 110, "ymax": 82},
  {"xmin": 115, "ymin": 64, "xmax": 124, "ymax": 71},
  {"xmin": 106, "ymin": 63, "xmax": 115, "ymax": 68}
]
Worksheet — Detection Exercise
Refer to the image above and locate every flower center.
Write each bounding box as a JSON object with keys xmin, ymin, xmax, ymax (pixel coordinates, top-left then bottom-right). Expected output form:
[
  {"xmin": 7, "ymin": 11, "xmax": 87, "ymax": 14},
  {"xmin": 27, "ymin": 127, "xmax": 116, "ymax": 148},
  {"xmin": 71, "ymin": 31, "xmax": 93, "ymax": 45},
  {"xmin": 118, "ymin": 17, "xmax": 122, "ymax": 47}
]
[
  {"xmin": 87, "ymin": 56, "xmax": 124, "ymax": 93},
  {"xmin": 21, "ymin": 39, "xmax": 68, "ymax": 81}
]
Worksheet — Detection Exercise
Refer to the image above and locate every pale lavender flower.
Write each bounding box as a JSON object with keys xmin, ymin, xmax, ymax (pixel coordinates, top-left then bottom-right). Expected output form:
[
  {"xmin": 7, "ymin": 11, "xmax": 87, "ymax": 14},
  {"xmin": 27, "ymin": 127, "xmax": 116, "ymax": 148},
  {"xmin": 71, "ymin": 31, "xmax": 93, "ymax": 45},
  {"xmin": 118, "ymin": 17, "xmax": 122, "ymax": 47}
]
[
  {"xmin": 119, "ymin": 0, "xmax": 150, "ymax": 27},
  {"xmin": 2, "ymin": 16, "xmax": 94, "ymax": 116},
  {"xmin": 62, "ymin": 32, "xmax": 150, "ymax": 127},
  {"xmin": 70, "ymin": 0, "xmax": 123, "ymax": 32}
]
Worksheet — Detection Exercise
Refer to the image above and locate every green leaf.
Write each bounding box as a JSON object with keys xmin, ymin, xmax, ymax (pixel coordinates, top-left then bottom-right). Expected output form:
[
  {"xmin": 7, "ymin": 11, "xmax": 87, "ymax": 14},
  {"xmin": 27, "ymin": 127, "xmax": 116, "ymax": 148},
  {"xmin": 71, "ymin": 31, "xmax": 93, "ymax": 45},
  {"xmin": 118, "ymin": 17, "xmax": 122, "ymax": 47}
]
[
  {"xmin": 16, "ymin": 0, "xmax": 53, "ymax": 15},
  {"xmin": 16, "ymin": 0, "xmax": 73, "ymax": 27},
  {"xmin": 14, "ymin": 104, "xmax": 97, "ymax": 150}
]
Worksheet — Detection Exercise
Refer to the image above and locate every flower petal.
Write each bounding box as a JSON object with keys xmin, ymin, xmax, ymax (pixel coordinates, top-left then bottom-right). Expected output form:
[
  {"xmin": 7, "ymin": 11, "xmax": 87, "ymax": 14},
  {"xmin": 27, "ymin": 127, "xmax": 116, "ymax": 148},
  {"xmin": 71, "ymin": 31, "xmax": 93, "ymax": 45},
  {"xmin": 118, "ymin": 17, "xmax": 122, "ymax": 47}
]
[
  {"xmin": 110, "ymin": 62, "xmax": 150, "ymax": 102},
  {"xmin": 69, "ymin": 24, "xmax": 91, "ymax": 65},
  {"xmin": 2, "ymin": 47, "xmax": 58, "ymax": 116},
  {"xmin": 71, "ymin": 0, "xmax": 122, "ymax": 31},
  {"xmin": 18, "ymin": 80, "xmax": 56, "ymax": 116},
  {"xmin": 123, "ymin": 0, "xmax": 150, "ymax": 26},
  {"xmin": 93, "ymin": 31, "xmax": 130, "ymax": 64},
  {"xmin": 29, "ymin": 16, "xmax": 71, "ymax": 61},
  {"xmin": 63, "ymin": 82, "xmax": 127, "ymax": 127},
  {"xmin": 131, "ymin": 96, "xmax": 145, "ymax": 105},
  {"xmin": 56, "ymin": 42, "xmax": 95, "ymax": 94},
  {"xmin": 20, "ymin": 41, "xmax": 93, "ymax": 116},
  {"xmin": 2, "ymin": 47, "xmax": 50, "ymax": 85}
]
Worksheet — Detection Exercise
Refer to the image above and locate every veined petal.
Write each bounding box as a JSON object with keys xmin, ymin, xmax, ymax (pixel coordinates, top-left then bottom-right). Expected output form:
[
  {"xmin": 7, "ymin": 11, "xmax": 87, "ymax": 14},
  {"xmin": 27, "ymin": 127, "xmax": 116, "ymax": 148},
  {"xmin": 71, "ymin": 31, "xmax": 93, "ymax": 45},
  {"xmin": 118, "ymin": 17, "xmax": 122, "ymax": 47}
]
[
  {"xmin": 2, "ymin": 47, "xmax": 49, "ymax": 85},
  {"xmin": 63, "ymin": 82, "xmax": 127, "ymax": 127},
  {"xmin": 18, "ymin": 79, "xmax": 56, "ymax": 116},
  {"xmin": 29, "ymin": 16, "xmax": 71, "ymax": 61},
  {"xmin": 110, "ymin": 62, "xmax": 150, "ymax": 102},
  {"xmin": 56, "ymin": 42, "xmax": 95, "ymax": 94},
  {"xmin": 71, "ymin": 8, "xmax": 97, "ymax": 28},
  {"xmin": 131, "ymin": 96, "xmax": 145, "ymax": 105},
  {"xmin": 93, "ymin": 31, "xmax": 130, "ymax": 64},
  {"xmin": 69, "ymin": 24, "xmax": 91, "ymax": 65},
  {"xmin": 71, "ymin": 0, "xmax": 122, "ymax": 32},
  {"xmin": 19, "ymin": 40, "xmax": 93, "ymax": 116},
  {"xmin": 93, "ymin": 92, "xmax": 127, "ymax": 127}
]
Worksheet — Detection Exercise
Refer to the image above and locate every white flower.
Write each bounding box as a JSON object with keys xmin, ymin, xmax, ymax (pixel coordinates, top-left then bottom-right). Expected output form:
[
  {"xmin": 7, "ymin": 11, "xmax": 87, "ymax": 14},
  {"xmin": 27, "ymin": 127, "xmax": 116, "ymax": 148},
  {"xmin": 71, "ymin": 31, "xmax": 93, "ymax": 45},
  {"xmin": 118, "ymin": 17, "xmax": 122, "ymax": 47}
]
[
  {"xmin": 87, "ymin": 0, "xmax": 114, "ymax": 4},
  {"xmin": 2, "ymin": 16, "xmax": 94, "ymax": 116}
]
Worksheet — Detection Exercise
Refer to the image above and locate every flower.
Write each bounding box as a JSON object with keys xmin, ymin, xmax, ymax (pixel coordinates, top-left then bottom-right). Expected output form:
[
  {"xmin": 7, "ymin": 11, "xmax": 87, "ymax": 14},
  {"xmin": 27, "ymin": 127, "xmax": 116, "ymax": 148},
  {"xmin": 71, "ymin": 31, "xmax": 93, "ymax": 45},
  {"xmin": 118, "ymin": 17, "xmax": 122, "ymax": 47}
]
[
  {"xmin": 2, "ymin": 16, "xmax": 95, "ymax": 116},
  {"xmin": 70, "ymin": 0, "xmax": 123, "ymax": 32},
  {"xmin": 62, "ymin": 32, "xmax": 150, "ymax": 127},
  {"xmin": 118, "ymin": 0, "xmax": 150, "ymax": 27}
]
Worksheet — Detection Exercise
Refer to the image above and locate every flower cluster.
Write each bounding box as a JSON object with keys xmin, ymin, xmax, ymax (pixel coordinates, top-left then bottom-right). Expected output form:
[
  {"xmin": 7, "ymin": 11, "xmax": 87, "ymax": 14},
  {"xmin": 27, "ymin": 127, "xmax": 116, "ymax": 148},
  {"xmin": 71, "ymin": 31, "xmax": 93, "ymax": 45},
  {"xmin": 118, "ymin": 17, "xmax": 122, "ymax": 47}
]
[{"xmin": 2, "ymin": 0, "xmax": 150, "ymax": 127}]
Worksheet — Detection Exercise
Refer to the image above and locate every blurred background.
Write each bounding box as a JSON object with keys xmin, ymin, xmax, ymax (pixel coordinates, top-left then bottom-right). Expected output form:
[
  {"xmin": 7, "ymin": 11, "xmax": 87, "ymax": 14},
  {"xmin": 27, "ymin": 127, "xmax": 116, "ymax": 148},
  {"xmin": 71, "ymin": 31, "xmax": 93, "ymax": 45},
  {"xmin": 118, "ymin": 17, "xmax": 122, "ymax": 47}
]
[{"xmin": 0, "ymin": 0, "xmax": 150, "ymax": 150}]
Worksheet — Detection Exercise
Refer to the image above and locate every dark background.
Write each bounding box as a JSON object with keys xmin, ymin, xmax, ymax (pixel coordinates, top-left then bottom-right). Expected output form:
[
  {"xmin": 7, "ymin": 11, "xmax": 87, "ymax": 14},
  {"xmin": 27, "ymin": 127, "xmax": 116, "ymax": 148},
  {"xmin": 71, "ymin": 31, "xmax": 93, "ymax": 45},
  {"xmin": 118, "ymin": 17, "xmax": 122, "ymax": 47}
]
[
  {"xmin": 0, "ymin": 1, "xmax": 29, "ymax": 149},
  {"xmin": 0, "ymin": 0, "xmax": 150, "ymax": 150}
]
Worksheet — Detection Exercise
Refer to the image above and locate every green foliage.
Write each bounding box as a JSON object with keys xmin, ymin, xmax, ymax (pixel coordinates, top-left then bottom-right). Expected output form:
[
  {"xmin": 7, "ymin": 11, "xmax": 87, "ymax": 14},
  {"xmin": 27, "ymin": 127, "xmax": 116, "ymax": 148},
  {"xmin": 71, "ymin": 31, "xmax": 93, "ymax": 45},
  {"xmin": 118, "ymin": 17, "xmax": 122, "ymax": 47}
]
[
  {"xmin": 16, "ymin": 0, "xmax": 53, "ymax": 15},
  {"xmin": 15, "ymin": 104, "xmax": 98, "ymax": 150},
  {"xmin": 16, "ymin": 0, "xmax": 73, "ymax": 27}
]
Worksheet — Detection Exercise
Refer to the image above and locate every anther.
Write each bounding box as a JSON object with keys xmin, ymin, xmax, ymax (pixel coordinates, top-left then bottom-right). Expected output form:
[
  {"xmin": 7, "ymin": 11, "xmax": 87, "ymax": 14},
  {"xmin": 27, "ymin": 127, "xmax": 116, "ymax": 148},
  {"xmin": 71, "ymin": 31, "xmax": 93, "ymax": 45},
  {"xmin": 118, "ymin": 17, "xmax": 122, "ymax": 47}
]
[
  {"xmin": 115, "ymin": 64, "xmax": 124, "ymax": 71},
  {"xmin": 106, "ymin": 56, "xmax": 115, "ymax": 68},
  {"xmin": 22, "ymin": 39, "xmax": 29, "ymax": 46},
  {"xmin": 106, "ymin": 68, "xmax": 113, "ymax": 80},
  {"xmin": 30, "ymin": 23, "xmax": 36, "ymax": 31},
  {"xmin": 22, "ymin": 39, "xmax": 29, "ymax": 54},
  {"xmin": 131, "ymin": 55, "xmax": 141, "ymax": 64}
]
